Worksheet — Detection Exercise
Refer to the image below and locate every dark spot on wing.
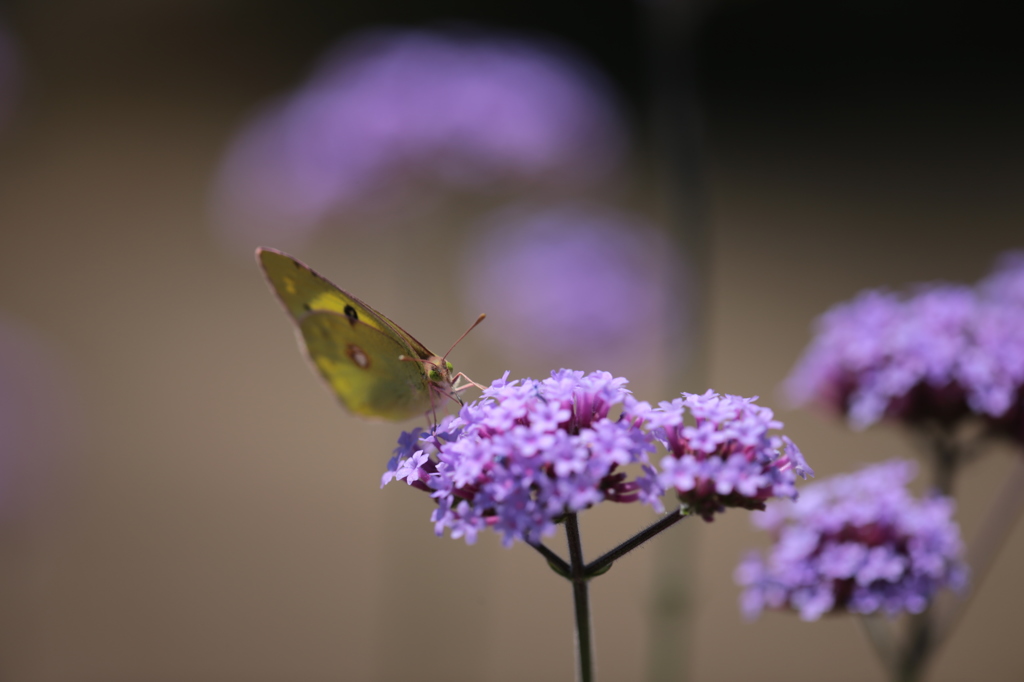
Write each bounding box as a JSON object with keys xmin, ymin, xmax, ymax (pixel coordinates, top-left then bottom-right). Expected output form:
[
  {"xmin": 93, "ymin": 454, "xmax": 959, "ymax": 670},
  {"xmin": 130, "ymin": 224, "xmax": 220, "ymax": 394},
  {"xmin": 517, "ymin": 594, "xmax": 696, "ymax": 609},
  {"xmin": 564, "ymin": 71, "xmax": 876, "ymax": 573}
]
[
  {"xmin": 344, "ymin": 305, "xmax": 359, "ymax": 322},
  {"xmin": 302, "ymin": 303, "xmax": 311, "ymax": 311},
  {"xmin": 347, "ymin": 344, "xmax": 370, "ymax": 369}
]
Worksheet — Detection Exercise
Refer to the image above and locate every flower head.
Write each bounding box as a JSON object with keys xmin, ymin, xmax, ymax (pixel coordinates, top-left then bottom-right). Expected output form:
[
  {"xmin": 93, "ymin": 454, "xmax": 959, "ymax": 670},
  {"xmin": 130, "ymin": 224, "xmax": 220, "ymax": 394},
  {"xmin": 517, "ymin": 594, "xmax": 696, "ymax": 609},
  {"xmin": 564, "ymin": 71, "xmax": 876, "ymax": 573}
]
[
  {"xmin": 383, "ymin": 370, "xmax": 660, "ymax": 546},
  {"xmin": 736, "ymin": 460, "xmax": 967, "ymax": 621},
  {"xmin": 461, "ymin": 203, "xmax": 677, "ymax": 372},
  {"xmin": 214, "ymin": 27, "xmax": 626, "ymax": 243},
  {"xmin": 786, "ymin": 254, "xmax": 1024, "ymax": 432},
  {"xmin": 653, "ymin": 391, "xmax": 813, "ymax": 521}
]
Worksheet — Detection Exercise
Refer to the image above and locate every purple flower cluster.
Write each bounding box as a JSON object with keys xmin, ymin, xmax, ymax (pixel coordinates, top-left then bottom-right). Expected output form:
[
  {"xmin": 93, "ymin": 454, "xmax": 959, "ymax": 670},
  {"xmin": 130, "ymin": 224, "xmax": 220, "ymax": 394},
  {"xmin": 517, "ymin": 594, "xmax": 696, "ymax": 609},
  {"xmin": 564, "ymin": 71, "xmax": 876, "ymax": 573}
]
[
  {"xmin": 383, "ymin": 371, "xmax": 813, "ymax": 544},
  {"xmin": 652, "ymin": 391, "xmax": 812, "ymax": 521},
  {"xmin": 786, "ymin": 254, "xmax": 1024, "ymax": 432},
  {"xmin": 382, "ymin": 370, "xmax": 658, "ymax": 546},
  {"xmin": 214, "ymin": 27, "xmax": 626, "ymax": 242},
  {"xmin": 461, "ymin": 203, "xmax": 676, "ymax": 370},
  {"xmin": 736, "ymin": 460, "xmax": 967, "ymax": 621}
]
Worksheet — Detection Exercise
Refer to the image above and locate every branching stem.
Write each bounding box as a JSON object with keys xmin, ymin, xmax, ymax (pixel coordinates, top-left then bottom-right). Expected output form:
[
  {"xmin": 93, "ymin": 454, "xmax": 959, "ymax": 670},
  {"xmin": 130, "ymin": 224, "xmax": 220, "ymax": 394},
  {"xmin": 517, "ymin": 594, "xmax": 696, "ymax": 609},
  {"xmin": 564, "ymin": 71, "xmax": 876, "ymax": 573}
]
[
  {"xmin": 566, "ymin": 514, "xmax": 593, "ymax": 682},
  {"xmin": 585, "ymin": 508, "xmax": 689, "ymax": 577},
  {"xmin": 529, "ymin": 509, "xmax": 693, "ymax": 682}
]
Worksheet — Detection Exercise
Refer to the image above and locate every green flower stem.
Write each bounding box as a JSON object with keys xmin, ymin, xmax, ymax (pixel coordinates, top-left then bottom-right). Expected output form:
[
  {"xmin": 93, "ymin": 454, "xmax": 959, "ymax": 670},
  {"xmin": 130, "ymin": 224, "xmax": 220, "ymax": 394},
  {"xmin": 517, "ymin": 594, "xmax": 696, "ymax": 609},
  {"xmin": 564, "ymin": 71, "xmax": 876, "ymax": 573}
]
[
  {"xmin": 935, "ymin": 454, "xmax": 1024, "ymax": 645},
  {"xmin": 528, "ymin": 540, "xmax": 571, "ymax": 578},
  {"xmin": 566, "ymin": 513, "xmax": 594, "ymax": 682},
  {"xmin": 931, "ymin": 431, "xmax": 960, "ymax": 497},
  {"xmin": 530, "ymin": 510, "xmax": 693, "ymax": 681},
  {"xmin": 897, "ymin": 612, "xmax": 933, "ymax": 682},
  {"xmin": 532, "ymin": 508, "xmax": 692, "ymax": 582},
  {"xmin": 895, "ymin": 425, "xmax": 964, "ymax": 682},
  {"xmin": 585, "ymin": 508, "xmax": 689, "ymax": 577},
  {"xmin": 860, "ymin": 614, "xmax": 897, "ymax": 675}
]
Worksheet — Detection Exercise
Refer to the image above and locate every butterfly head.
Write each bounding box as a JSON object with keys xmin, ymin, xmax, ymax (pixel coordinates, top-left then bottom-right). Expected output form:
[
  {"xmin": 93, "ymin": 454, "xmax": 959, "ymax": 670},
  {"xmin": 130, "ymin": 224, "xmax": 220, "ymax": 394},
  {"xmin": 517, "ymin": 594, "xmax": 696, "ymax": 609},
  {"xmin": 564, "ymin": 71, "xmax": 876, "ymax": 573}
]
[
  {"xmin": 423, "ymin": 356, "xmax": 465, "ymax": 410},
  {"xmin": 425, "ymin": 357, "xmax": 455, "ymax": 385}
]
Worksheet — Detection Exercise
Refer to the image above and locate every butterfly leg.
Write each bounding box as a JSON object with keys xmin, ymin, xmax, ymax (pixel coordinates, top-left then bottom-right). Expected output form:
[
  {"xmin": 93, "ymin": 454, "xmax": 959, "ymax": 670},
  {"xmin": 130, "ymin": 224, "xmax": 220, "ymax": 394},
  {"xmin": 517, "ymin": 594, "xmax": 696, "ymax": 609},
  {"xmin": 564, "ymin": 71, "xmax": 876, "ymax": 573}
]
[
  {"xmin": 452, "ymin": 372, "xmax": 487, "ymax": 391},
  {"xmin": 429, "ymin": 399, "xmax": 439, "ymax": 427},
  {"xmin": 427, "ymin": 384, "xmax": 465, "ymax": 426}
]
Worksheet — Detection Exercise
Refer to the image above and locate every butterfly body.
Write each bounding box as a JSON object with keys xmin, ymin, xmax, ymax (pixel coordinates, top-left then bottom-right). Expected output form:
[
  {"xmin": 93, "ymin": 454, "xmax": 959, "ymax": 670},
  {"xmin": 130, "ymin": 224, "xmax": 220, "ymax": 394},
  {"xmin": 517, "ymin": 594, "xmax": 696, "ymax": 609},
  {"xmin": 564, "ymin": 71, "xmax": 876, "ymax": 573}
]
[{"xmin": 257, "ymin": 247, "xmax": 458, "ymax": 421}]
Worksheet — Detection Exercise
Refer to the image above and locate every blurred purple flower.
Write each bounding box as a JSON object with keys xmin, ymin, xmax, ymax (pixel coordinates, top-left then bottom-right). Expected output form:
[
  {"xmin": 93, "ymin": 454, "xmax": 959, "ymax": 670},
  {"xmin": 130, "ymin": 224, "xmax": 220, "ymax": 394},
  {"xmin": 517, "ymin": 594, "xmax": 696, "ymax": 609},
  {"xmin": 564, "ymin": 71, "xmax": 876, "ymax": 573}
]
[
  {"xmin": 214, "ymin": 27, "xmax": 627, "ymax": 242},
  {"xmin": 383, "ymin": 371, "xmax": 813, "ymax": 544},
  {"xmin": 462, "ymin": 203, "xmax": 677, "ymax": 371},
  {"xmin": 736, "ymin": 460, "xmax": 967, "ymax": 621},
  {"xmin": 979, "ymin": 251, "xmax": 1024, "ymax": 306},
  {"xmin": 785, "ymin": 255, "xmax": 1024, "ymax": 432},
  {"xmin": 652, "ymin": 391, "xmax": 813, "ymax": 521}
]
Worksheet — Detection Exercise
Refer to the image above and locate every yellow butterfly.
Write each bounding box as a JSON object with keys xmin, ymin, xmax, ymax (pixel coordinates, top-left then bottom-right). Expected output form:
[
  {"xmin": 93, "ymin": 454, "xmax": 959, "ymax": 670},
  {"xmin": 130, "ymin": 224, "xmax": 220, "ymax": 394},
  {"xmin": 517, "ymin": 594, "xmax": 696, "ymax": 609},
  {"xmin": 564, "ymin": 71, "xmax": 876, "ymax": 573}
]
[{"xmin": 257, "ymin": 247, "xmax": 482, "ymax": 421}]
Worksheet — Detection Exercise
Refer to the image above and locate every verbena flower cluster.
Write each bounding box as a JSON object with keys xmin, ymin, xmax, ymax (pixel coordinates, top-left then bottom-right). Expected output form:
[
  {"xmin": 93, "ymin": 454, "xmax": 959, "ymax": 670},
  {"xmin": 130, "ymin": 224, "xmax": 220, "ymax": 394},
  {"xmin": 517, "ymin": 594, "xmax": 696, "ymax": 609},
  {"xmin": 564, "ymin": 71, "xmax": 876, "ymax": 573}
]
[
  {"xmin": 785, "ymin": 253, "xmax": 1024, "ymax": 433},
  {"xmin": 383, "ymin": 370, "xmax": 812, "ymax": 545},
  {"xmin": 652, "ymin": 391, "xmax": 812, "ymax": 521},
  {"xmin": 735, "ymin": 460, "xmax": 967, "ymax": 621},
  {"xmin": 215, "ymin": 27, "xmax": 626, "ymax": 242}
]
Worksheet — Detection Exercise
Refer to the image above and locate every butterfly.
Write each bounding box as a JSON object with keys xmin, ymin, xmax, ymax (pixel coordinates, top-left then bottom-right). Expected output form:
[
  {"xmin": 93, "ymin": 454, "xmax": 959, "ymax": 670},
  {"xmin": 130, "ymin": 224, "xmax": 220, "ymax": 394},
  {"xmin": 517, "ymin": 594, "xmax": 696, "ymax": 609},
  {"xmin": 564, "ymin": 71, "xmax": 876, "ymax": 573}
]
[{"xmin": 257, "ymin": 247, "xmax": 483, "ymax": 421}]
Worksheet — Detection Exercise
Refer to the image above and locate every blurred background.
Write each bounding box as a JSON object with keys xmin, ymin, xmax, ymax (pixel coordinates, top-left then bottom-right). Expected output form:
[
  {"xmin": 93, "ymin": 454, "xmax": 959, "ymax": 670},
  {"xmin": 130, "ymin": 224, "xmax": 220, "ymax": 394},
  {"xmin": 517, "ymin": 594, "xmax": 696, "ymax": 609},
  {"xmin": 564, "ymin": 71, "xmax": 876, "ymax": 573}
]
[{"xmin": 0, "ymin": 0, "xmax": 1021, "ymax": 680}]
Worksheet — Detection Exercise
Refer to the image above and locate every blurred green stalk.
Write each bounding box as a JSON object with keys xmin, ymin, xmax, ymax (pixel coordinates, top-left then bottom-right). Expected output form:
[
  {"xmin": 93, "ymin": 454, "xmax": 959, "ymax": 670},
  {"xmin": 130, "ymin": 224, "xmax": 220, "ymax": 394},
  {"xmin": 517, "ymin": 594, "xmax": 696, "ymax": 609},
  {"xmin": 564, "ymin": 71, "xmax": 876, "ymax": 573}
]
[{"xmin": 641, "ymin": 1, "xmax": 711, "ymax": 681}]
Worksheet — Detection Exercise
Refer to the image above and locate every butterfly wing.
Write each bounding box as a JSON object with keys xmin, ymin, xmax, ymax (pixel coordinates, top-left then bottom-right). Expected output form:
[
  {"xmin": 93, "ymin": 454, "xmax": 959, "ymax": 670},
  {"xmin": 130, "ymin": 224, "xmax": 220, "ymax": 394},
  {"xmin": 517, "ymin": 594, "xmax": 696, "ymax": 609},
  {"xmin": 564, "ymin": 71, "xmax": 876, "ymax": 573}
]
[
  {"xmin": 298, "ymin": 311, "xmax": 435, "ymax": 421},
  {"xmin": 257, "ymin": 247, "xmax": 436, "ymax": 361}
]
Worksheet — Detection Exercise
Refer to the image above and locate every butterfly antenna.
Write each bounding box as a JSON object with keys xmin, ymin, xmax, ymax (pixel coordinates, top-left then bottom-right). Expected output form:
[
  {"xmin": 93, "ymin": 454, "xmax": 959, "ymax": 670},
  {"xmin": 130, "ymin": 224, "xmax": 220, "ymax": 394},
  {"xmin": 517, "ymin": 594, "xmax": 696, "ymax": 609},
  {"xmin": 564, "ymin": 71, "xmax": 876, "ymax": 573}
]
[{"xmin": 443, "ymin": 313, "xmax": 486, "ymax": 362}]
